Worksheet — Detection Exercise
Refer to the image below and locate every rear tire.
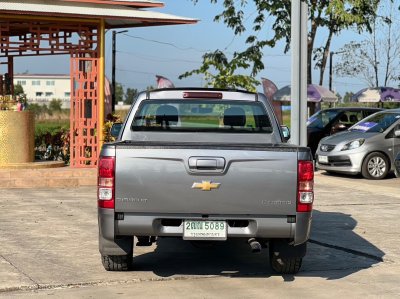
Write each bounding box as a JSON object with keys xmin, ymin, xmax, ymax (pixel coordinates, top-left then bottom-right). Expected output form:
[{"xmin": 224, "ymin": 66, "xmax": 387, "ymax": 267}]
[
  {"xmin": 269, "ymin": 241, "xmax": 304, "ymax": 274},
  {"xmin": 361, "ymin": 152, "xmax": 389, "ymax": 180},
  {"xmin": 269, "ymin": 253, "xmax": 302, "ymax": 274},
  {"xmin": 102, "ymin": 254, "xmax": 132, "ymax": 271}
]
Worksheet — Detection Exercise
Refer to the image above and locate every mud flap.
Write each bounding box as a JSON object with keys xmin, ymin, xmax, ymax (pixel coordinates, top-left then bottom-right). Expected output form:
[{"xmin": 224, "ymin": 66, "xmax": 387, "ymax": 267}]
[
  {"xmin": 99, "ymin": 234, "xmax": 133, "ymax": 256},
  {"xmin": 98, "ymin": 208, "xmax": 133, "ymax": 255}
]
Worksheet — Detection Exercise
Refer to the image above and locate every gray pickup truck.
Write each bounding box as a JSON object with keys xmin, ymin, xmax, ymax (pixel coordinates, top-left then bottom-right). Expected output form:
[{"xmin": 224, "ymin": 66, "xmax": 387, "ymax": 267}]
[{"xmin": 98, "ymin": 88, "xmax": 314, "ymax": 274}]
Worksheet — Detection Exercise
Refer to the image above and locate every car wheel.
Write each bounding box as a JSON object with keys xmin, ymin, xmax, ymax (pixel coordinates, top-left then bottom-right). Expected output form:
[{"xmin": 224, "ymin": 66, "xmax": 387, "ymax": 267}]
[
  {"xmin": 361, "ymin": 152, "xmax": 389, "ymax": 180},
  {"xmin": 102, "ymin": 254, "xmax": 132, "ymax": 271},
  {"xmin": 269, "ymin": 251, "xmax": 302, "ymax": 274}
]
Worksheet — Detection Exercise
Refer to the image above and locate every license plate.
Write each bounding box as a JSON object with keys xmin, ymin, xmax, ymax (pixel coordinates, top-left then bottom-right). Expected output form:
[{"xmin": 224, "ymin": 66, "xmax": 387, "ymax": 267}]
[
  {"xmin": 318, "ymin": 155, "xmax": 328, "ymax": 163},
  {"xmin": 183, "ymin": 220, "xmax": 227, "ymax": 240}
]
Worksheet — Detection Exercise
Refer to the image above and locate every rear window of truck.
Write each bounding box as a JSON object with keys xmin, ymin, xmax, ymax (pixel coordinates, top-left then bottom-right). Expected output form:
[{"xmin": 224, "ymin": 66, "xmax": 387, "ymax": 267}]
[{"xmin": 131, "ymin": 100, "xmax": 272, "ymax": 133}]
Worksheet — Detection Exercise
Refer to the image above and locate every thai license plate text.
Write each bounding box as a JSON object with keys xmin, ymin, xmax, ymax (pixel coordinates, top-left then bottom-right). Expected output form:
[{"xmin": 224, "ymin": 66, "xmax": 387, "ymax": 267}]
[{"xmin": 183, "ymin": 220, "xmax": 227, "ymax": 240}]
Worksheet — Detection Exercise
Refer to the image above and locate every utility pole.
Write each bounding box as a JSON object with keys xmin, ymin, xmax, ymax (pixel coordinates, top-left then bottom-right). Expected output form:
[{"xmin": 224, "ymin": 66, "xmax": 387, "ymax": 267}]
[
  {"xmin": 112, "ymin": 31, "xmax": 116, "ymax": 113},
  {"xmin": 111, "ymin": 30, "xmax": 128, "ymax": 113},
  {"xmin": 291, "ymin": 0, "xmax": 308, "ymax": 147}
]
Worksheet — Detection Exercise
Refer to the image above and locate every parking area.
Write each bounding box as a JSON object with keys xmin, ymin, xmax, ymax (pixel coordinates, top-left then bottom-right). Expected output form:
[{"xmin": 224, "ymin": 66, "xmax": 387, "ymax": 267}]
[{"xmin": 0, "ymin": 171, "xmax": 399, "ymax": 298}]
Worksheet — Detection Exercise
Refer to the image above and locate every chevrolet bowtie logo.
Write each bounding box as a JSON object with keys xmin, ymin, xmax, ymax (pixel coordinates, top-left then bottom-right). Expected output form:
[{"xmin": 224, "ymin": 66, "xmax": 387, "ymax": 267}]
[{"xmin": 192, "ymin": 181, "xmax": 221, "ymax": 191}]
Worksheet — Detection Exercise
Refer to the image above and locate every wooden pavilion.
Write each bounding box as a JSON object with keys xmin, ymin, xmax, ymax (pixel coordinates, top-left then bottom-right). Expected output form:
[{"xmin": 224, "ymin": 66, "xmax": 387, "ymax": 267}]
[{"xmin": 0, "ymin": 0, "xmax": 196, "ymax": 167}]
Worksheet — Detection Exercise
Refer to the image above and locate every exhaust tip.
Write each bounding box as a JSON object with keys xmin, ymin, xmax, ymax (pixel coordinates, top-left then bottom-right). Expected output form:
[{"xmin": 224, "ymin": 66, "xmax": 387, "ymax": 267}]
[{"xmin": 248, "ymin": 238, "xmax": 262, "ymax": 253}]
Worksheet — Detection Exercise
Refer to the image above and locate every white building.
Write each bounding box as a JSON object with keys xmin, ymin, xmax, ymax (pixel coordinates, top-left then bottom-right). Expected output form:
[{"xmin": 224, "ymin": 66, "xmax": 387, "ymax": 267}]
[{"xmin": 13, "ymin": 74, "xmax": 71, "ymax": 108}]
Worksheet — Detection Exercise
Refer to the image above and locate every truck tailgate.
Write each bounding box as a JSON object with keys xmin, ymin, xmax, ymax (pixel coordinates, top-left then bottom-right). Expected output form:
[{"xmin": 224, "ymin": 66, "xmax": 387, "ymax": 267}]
[{"xmin": 114, "ymin": 143, "xmax": 299, "ymax": 216}]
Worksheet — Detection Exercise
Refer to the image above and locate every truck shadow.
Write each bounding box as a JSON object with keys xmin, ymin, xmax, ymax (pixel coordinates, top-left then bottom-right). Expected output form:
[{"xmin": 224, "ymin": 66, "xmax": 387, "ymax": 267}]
[
  {"xmin": 304, "ymin": 210, "xmax": 385, "ymax": 280},
  {"xmin": 133, "ymin": 237, "xmax": 271, "ymax": 277},
  {"xmin": 132, "ymin": 210, "xmax": 384, "ymax": 280}
]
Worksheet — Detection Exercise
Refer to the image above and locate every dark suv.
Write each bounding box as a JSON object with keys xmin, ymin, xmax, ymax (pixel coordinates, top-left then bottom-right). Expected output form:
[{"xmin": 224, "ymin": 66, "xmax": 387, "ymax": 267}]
[{"xmin": 307, "ymin": 107, "xmax": 382, "ymax": 156}]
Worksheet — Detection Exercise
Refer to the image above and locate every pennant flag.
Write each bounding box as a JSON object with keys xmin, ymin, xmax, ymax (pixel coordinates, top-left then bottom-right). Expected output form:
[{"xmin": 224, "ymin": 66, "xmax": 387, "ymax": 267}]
[{"xmin": 156, "ymin": 75, "xmax": 175, "ymax": 88}]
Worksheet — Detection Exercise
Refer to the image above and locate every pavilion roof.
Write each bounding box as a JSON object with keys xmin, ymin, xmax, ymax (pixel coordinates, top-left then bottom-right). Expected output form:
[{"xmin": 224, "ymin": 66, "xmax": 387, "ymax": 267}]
[{"xmin": 0, "ymin": 0, "xmax": 197, "ymax": 28}]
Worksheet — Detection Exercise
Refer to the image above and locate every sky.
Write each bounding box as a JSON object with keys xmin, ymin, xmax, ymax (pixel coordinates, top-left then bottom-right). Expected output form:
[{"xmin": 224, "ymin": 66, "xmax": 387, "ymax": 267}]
[{"xmin": 6, "ymin": 0, "xmax": 393, "ymax": 97}]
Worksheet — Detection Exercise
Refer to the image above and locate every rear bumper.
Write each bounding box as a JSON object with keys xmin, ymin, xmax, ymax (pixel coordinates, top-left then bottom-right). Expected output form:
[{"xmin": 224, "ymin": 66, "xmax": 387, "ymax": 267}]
[{"xmin": 98, "ymin": 208, "xmax": 312, "ymax": 252}]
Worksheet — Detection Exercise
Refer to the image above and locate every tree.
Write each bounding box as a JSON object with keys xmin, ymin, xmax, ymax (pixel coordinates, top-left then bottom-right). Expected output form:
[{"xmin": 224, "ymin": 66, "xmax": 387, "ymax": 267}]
[
  {"xmin": 343, "ymin": 92, "xmax": 354, "ymax": 103},
  {"xmin": 146, "ymin": 85, "xmax": 155, "ymax": 91},
  {"xmin": 13, "ymin": 84, "xmax": 24, "ymax": 96},
  {"xmin": 335, "ymin": 1, "xmax": 400, "ymax": 87},
  {"xmin": 49, "ymin": 99, "xmax": 63, "ymax": 112},
  {"xmin": 179, "ymin": 50, "xmax": 260, "ymax": 91},
  {"xmin": 335, "ymin": 92, "xmax": 342, "ymax": 103},
  {"xmin": 124, "ymin": 88, "xmax": 138, "ymax": 105},
  {"xmin": 311, "ymin": 1, "xmax": 379, "ymax": 85},
  {"xmin": 185, "ymin": 0, "xmax": 380, "ymax": 89}
]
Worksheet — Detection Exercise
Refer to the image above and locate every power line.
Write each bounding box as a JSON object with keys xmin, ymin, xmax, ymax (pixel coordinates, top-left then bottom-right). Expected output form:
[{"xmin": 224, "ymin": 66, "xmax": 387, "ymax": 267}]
[
  {"xmin": 121, "ymin": 33, "xmax": 290, "ymax": 58},
  {"xmin": 122, "ymin": 33, "xmax": 210, "ymax": 53},
  {"xmin": 116, "ymin": 68, "xmax": 155, "ymax": 76},
  {"xmin": 116, "ymin": 49, "xmax": 289, "ymax": 72},
  {"xmin": 116, "ymin": 50, "xmax": 201, "ymax": 64}
]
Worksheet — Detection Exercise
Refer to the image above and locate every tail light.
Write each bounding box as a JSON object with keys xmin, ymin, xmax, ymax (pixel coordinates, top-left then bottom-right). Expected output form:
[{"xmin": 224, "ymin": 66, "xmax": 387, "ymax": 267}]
[
  {"xmin": 98, "ymin": 156, "xmax": 115, "ymax": 209},
  {"xmin": 297, "ymin": 160, "xmax": 314, "ymax": 212}
]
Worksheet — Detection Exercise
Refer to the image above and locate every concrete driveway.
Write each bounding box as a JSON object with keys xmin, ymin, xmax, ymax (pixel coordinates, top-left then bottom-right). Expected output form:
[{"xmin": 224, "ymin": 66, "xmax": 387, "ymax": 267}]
[{"xmin": 0, "ymin": 172, "xmax": 399, "ymax": 298}]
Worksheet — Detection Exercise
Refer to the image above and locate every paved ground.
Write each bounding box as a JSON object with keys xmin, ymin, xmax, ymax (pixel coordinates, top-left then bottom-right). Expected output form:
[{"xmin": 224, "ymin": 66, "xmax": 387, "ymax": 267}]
[{"xmin": 0, "ymin": 171, "xmax": 399, "ymax": 298}]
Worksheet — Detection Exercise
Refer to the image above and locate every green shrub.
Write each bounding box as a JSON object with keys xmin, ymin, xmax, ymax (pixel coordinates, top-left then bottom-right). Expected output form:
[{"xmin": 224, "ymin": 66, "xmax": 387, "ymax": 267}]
[
  {"xmin": 27, "ymin": 103, "xmax": 52, "ymax": 117},
  {"xmin": 35, "ymin": 120, "xmax": 69, "ymax": 138},
  {"xmin": 34, "ymin": 120, "xmax": 70, "ymax": 164},
  {"xmin": 49, "ymin": 99, "xmax": 63, "ymax": 112}
]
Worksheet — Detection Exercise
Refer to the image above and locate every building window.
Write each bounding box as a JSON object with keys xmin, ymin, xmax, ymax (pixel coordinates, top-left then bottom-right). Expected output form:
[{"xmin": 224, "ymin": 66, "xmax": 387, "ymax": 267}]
[
  {"xmin": 17, "ymin": 80, "xmax": 26, "ymax": 86},
  {"xmin": 46, "ymin": 81, "xmax": 55, "ymax": 86},
  {"xmin": 64, "ymin": 92, "xmax": 71, "ymax": 97},
  {"xmin": 45, "ymin": 92, "xmax": 53, "ymax": 97},
  {"xmin": 32, "ymin": 80, "xmax": 41, "ymax": 86},
  {"xmin": 36, "ymin": 92, "xmax": 43, "ymax": 97}
]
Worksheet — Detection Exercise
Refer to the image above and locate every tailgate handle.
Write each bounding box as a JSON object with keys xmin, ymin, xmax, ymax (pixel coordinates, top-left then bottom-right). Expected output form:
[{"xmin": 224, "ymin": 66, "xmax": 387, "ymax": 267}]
[{"xmin": 188, "ymin": 157, "xmax": 225, "ymax": 171}]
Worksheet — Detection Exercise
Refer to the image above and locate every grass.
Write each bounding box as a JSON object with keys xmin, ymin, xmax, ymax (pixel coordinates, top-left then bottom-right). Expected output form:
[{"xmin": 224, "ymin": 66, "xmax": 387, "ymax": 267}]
[
  {"xmin": 115, "ymin": 108, "xmax": 130, "ymax": 122},
  {"xmin": 282, "ymin": 110, "xmax": 291, "ymax": 127}
]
